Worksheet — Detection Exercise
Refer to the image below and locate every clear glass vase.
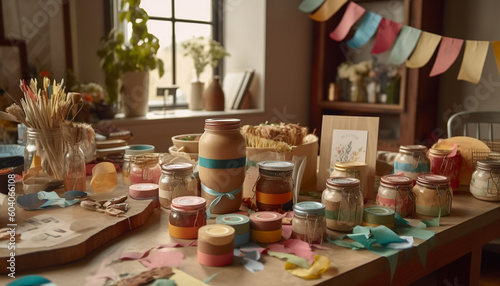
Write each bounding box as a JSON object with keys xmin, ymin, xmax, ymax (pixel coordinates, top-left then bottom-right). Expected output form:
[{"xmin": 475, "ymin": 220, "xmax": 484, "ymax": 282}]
[
  {"xmin": 64, "ymin": 142, "xmax": 86, "ymax": 192},
  {"xmin": 25, "ymin": 128, "xmax": 65, "ymax": 181}
]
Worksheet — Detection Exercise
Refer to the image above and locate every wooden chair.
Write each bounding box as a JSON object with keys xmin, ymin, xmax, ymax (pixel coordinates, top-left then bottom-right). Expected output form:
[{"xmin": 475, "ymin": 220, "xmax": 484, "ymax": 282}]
[{"xmin": 447, "ymin": 111, "xmax": 500, "ymax": 140}]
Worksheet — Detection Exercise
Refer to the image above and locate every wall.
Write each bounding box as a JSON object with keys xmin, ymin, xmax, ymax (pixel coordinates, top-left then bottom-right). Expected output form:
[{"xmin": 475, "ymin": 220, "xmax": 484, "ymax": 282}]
[
  {"xmin": 437, "ymin": 0, "xmax": 500, "ymax": 138},
  {"xmin": 73, "ymin": 0, "xmax": 313, "ymax": 152}
]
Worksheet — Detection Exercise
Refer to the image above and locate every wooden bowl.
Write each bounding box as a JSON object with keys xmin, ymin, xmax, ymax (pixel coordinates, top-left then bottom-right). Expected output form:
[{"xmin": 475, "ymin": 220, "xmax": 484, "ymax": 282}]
[{"xmin": 171, "ymin": 134, "xmax": 201, "ymax": 153}]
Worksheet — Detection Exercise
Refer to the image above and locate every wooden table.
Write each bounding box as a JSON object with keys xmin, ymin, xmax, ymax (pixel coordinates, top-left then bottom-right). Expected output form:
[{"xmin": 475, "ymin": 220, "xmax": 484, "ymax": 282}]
[{"xmin": 2, "ymin": 190, "xmax": 500, "ymax": 286}]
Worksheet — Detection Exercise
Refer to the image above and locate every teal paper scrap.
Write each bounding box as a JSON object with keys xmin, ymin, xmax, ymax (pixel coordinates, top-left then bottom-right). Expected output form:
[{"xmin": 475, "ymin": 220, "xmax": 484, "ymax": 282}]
[
  {"xmin": 16, "ymin": 190, "xmax": 87, "ymax": 210},
  {"xmin": 234, "ymin": 249, "xmax": 264, "ymax": 273},
  {"xmin": 150, "ymin": 279, "xmax": 176, "ymax": 286},
  {"xmin": 203, "ymin": 273, "xmax": 218, "ymax": 284},
  {"xmin": 347, "ymin": 12, "xmax": 382, "ymax": 48},
  {"xmin": 267, "ymin": 251, "xmax": 311, "ymax": 269}
]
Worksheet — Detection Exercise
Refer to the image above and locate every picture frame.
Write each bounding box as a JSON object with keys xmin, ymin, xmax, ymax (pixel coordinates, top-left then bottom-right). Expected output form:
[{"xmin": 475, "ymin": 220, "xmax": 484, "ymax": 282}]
[{"xmin": 318, "ymin": 115, "xmax": 379, "ymax": 199}]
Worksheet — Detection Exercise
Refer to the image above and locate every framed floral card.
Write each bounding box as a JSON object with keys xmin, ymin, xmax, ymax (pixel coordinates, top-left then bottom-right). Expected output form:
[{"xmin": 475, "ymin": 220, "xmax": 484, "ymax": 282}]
[{"xmin": 318, "ymin": 115, "xmax": 379, "ymax": 199}]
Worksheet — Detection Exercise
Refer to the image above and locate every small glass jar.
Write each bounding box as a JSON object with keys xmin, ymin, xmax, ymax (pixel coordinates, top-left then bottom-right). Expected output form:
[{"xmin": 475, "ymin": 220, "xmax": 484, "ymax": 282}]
[
  {"xmin": 63, "ymin": 142, "xmax": 86, "ymax": 192},
  {"xmin": 470, "ymin": 160, "xmax": 500, "ymax": 201},
  {"xmin": 129, "ymin": 153, "xmax": 161, "ymax": 185},
  {"xmin": 122, "ymin": 145, "xmax": 155, "ymax": 186},
  {"xmin": 330, "ymin": 161, "xmax": 367, "ymax": 194},
  {"xmin": 376, "ymin": 174, "xmax": 414, "ymax": 217},
  {"xmin": 292, "ymin": 201, "xmax": 326, "ymax": 244},
  {"xmin": 429, "ymin": 147, "xmax": 462, "ymax": 190},
  {"xmin": 24, "ymin": 128, "xmax": 65, "ymax": 182},
  {"xmin": 159, "ymin": 162, "xmax": 198, "ymax": 209},
  {"xmin": 413, "ymin": 174, "xmax": 452, "ymax": 216},
  {"xmin": 393, "ymin": 145, "xmax": 430, "ymax": 181},
  {"xmin": 255, "ymin": 161, "xmax": 294, "ymax": 211},
  {"xmin": 322, "ymin": 177, "xmax": 363, "ymax": 232},
  {"xmin": 169, "ymin": 196, "xmax": 207, "ymax": 239}
]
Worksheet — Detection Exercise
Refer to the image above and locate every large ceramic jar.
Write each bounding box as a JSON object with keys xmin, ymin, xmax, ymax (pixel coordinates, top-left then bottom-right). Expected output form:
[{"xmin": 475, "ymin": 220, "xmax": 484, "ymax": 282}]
[
  {"xmin": 322, "ymin": 177, "xmax": 363, "ymax": 232},
  {"xmin": 393, "ymin": 145, "xmax": 430, "ymax": 181},
  {"xmin": 199, "ymin": 118, "xmax": 246, "ymax": 216},
  {"xmin": 413, "ymin": 174, "xmax": 452, "ymax": 216},
  {"xmin": 470, "ymin": 160, "xmax": 500, "ymax": 201}
]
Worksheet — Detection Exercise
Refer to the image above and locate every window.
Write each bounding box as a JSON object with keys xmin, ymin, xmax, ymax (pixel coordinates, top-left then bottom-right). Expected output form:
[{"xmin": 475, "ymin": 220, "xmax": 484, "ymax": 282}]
[{"xmin": 114, "ymin": 0, "xmax": 223, "ymax": 109}]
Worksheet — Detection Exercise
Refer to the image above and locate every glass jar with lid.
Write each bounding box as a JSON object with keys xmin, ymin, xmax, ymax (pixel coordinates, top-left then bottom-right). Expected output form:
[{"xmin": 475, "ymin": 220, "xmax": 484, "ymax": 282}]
[
  {"xmin": 159, "ymin": 162, "xmax": 198, "ymax": 209},
  {"xmin": 122, "ymin": 145, "xmax": 155, "ymax": 186},
  {"xmin": 129, "ymin": 153, "xmax": 162, "ymax": 185},
  {"xmin": 470, "ymin": 160, "xmax": 500, "ymax": 201},
  {"xmin": 428, "ymin": 145, "xmax": 462, "ymax": 190},
  {"xmin": 255, "ymin": 161, "xmax": 294, "ymax": 211},
  {"xmin": 169, "ymin": 196, "xmax": 207, "ymax": 239},
  {"xmin": 376, "ymin": 174, "xmax": 414, "ymax": 217},
  {"xmin": 413, "ymin": 174, "xmax": 452, "ymax": 216},
  {"xmin": 322, "ymin": 177, "xmax": 363, "ymax": 232},
  {"xmin": 393, "ymin": 145, "xmax": 430, "ymax": 181},
  {"xmin": 292, "ymin": 201, "xmax": 326, "ymax": 244},
  {"xmin": 330, "ymin": 161, "xmax": 367, "ymax": 194}
]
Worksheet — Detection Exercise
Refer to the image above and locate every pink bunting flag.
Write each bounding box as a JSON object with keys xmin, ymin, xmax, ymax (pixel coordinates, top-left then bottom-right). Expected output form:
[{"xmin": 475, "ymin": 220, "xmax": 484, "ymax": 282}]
[
  {"xmin": 370, "ymin": 18, "xmax": 402, "ymax": 54},
  {"xmin": 429, "ymin": 37, "xmax": 464, "ymax": 77},
  {"xmin": 329, "ymin": 2, "xmax": 366, "ymax": 42}
]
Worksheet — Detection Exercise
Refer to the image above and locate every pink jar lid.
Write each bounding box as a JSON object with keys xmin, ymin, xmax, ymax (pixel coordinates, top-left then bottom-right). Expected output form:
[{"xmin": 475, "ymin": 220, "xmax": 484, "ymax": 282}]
[
  {"xmin": 129, "ymin": 183, "xmax": 159, "ymax": 198},
  {"xmin": 171, "ymin": 196, "xmax": 206, "ymax": 210},
  {"xmin": 380, "ymin": 175, "xmax": 413, "ymax": 187},
  {"xmin": 416, "ymin": 174, "xmax": 450, "ymax": 187},
  {"xmin": 249, "ymin": 211, "xmax": 282, "ymax": 231},
  {"xmin": 204, "ymin": 118, "xmax": 240, "ymax": 130}
]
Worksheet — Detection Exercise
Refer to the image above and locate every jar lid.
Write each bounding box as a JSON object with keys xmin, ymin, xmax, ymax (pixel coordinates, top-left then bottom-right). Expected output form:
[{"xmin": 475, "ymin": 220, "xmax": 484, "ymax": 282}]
[
  {"xmin": 204, "ymin": 118, "xmax": 240, "ymax": 130},
  {"xmin": 161, "ymin": 162, "xmax": 193, "ymax": 174},
  {"xmin": 258, "ymin": 161, "xmax": 294, "ymax": 172},
  {"xmin": 476, "ymin": 160, "xmax": 500, "ymax": 171},
  {"xmin": 198, "ymin": 224, "xmax": 235, "ymax": 245},
  {"xmin": 131, "ymin": 153, "xmax": 159, "ymax": 165},
  {"xmin": 249, "ymin": 211, "xmax": 282, "ymax": 231},
  {"xmin": 171, "ymin": 196, "xmax": 206, "ymax": 210},
  {"xmin": 129, "ymin": 183, "xmax": 159, "ymax": 198},
  {"xmin": 216, "ymin": 214, "xmax": 250, "ymax": 225},
  {"xmin": 334, "ymin": 161, "xmax": 367, "ymax": 171},
  {"xmin": 326, "ymin": 177, "xmax": 360, "ymax": 188},
  {"xmin": 249, "ymin": 211, "xmax": 282, "ymax": 222},
  {"xmin": 125, "ymin": 145, "xmax": 155, "ymax": 155},
  {"xmin": 416, "ymin": 174, "xmax": 450, "ymax": 187},
  {"xmin": 380, "ymin": 175, "xmax": 413, "ymax": 187},
  {"xmin": 293, "ymin": 201, "xmax": 325, "ymax": 216},
  {"xmin": 399, "ymin": 145, "xmax": 427, "ymax": 154}
]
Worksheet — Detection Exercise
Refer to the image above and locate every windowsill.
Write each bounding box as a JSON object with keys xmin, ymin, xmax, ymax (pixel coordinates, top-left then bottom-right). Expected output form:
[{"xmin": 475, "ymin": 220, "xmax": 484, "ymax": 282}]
[{"xmin": 110, "ymin": 108, "xmax": 264, "ymax": 123}]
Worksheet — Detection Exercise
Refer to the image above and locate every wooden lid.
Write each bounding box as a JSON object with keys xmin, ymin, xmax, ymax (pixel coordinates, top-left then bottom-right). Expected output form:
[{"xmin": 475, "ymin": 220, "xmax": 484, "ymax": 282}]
[{"xmin": 198, "ymin": 224, "xmax": 235, "ymax": 246}]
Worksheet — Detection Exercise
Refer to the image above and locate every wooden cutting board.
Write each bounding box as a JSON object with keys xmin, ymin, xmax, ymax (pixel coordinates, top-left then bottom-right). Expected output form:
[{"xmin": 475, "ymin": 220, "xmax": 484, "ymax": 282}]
[{"xmin": 0, "ymin": 187, "xmax": 154, "ymax": 273}]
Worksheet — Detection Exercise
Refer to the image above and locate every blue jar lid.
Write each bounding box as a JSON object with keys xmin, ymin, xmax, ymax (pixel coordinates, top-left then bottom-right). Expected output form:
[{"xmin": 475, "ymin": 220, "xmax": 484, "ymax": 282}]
[{"xmin": 293, "ymin": 201, "xmax": 325, "ymax": 216}]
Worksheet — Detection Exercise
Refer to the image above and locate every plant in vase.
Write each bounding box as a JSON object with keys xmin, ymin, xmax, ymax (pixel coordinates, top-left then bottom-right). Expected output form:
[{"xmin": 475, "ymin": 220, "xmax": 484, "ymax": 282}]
[
  {"xmin": 182, "ymin": 37, "xmax": 229, "ymax": 111},
  {"xmin": 97, "ymin": 0, "xmax": 164, "ymax": 117},
  {"xmin": 337, "ymin": 60, "xmax": 373, "ymax": 103}
]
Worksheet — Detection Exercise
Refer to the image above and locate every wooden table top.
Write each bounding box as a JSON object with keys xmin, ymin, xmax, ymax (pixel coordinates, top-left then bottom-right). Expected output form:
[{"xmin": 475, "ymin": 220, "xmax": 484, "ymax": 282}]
[{"xmin": 2, "ymin": 188, "xmax": 500, "ymax": 286}]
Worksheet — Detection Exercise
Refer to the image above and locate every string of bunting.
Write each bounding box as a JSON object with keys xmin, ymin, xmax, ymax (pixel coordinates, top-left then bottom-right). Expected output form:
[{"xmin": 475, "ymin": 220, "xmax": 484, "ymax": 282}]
[{"xmin": 299, "ymin": 0, "xmax": 497, "ymax": 84}]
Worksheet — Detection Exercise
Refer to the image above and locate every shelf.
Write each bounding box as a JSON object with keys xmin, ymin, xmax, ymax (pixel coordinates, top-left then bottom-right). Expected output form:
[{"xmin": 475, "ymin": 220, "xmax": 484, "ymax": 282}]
[{"xmin": 318, "ymin": 101, "xmax": 404, "ymax": 114}]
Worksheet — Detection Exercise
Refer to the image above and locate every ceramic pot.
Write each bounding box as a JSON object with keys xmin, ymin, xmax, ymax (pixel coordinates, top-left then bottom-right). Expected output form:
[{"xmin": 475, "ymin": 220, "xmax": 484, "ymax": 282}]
[
  {"xmin": 190, "ymin": 81, "xmax": 204, "ymax": 110},
  {"xmin": 121, "ymin": 71, "xmax": 149, "ymax": 117},
  {"xmin": 203, "ymin": 76, "xmax": 225, "ymax": 111}
]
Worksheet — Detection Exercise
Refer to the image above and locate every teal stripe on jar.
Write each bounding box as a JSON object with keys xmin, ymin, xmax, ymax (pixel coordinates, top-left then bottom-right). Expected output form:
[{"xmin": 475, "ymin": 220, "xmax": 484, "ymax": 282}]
[{"xmin": 198, "ymin": 156, "xmax": 247, "ymax": 169}]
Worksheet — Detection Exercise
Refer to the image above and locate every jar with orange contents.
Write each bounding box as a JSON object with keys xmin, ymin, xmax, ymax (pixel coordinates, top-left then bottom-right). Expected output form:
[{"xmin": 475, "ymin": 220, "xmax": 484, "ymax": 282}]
[{"xmin": 255, "ymin": 161, "xmax": 294, "ymax": 211}]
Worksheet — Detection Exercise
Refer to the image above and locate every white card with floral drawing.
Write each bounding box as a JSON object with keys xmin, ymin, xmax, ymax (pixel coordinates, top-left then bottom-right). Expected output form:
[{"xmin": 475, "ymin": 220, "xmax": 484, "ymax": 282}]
[{"xmin": 330, "ymin": 129, "xmax": 368, "ymax": 173}]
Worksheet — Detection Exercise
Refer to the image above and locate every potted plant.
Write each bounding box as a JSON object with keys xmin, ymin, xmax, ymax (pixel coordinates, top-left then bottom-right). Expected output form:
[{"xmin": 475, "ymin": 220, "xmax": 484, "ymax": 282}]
[
  {"xmin": 182, "ymin": 37, "xmax": 229, "ymax": 110},
  {"xmin": 97, "ymin": 0, "xmax": 164, "ymax": 117}
]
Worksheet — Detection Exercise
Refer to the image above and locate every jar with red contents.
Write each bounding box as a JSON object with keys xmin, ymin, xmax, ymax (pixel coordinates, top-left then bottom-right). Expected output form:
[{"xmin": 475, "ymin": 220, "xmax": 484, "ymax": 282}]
[
  {"xmin": 169, "ymin": 196, "xmax": 207, "ymax": 239},
  {"xmin": 428, "ymin": 146, "xmax": 462, "ymax": 190},
  {"xmin": 129, "ymin": 154, "xmax": 162, "ymax": 185},
  {"xmin": 376, "ymin": 174, "xmax": 414, "ymax": 217}
]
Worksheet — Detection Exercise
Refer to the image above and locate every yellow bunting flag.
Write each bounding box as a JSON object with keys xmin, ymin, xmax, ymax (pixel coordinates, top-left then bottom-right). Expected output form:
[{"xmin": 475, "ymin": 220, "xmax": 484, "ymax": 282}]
[
  {"xmin": 406, "ymin": 32, "xmax": 442, "ymax": 68},
  {"xmin": 457, "ymin": 40, "xmax": 489, "ymax": 84},
  {"xmin": 491, "ymin": 41, "xmax": 500, "ymax": 78},
  {"xmin": 309, "ymin": 0, "xmax": 348, "ymax": 22}
]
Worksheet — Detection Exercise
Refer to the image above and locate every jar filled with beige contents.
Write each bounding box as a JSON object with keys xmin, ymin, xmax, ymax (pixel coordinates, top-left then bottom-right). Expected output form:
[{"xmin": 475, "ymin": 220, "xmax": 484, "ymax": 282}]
[
  {"xmin": 159, "ymin": 162, "xmax": 198, "ymax": 209},
  {"xmin": 322, "ymin": 177, "xmax": 363, "ymax": 232}
]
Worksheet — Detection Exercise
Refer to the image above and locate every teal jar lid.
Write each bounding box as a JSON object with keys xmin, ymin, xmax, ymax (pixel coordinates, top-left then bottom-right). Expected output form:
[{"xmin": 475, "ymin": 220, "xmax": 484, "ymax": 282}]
[
  {"xmin": 293, "ymin": 201, "xmax": 325, "ymax": 216},
  {"xmin": 216, "ymin": 214, "xmax": 250, "ymax": 225}
]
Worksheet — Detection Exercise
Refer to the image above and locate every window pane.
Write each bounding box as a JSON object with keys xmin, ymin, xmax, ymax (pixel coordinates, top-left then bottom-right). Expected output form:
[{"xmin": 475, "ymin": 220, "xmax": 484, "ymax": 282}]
[
  {"xmin": 174, "ymin": 0, "xmax": 211, "ymax": 21},
  {"xmin": 147, "ymin": 20, "xmax": 174, "ymax": 104},
  {"xmin": 175, "ymin": 22, "xmax": 212, "ymax": 103},
  {"xmin": 141, "ymin": 0, "xmax": 172, "ymax": 18}
]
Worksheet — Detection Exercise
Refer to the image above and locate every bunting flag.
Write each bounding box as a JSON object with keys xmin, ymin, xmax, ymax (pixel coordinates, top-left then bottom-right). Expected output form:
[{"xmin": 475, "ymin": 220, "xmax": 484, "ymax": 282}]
[
  {"xmin": 299, "ymin": 0, "xmax": 326, "ymax": 13},
  {"xmin": 347, "ymin": 12, "xmax": 382, "ymax": 48},
  {"xmin": 388, "ymin": 26, "xmax": 422, "ymax": 65},
  {"xmin": 370, "ymin": 18, "xmax": 402, "ymax": 54},
  {"xmin": 492, "ymin": 41, "xmax": 500, "ymax": 78},
  {"xmin": 457, "ymin": 40, "xmax": 489, "ymax": 84},
  {"xmin": 406, "ymin": 32, "xmax": 442, "ymax": 68},
  {"xmin": 309, "ymin": 0, "xmax": 348, "ymax": 22},
  {"xmin": 329, "ymin": 2, "xmax": 366, "ymax": 42},
  {"xmin": 429, "ymin": 37, "xmax": 464, "ymax": 77}
]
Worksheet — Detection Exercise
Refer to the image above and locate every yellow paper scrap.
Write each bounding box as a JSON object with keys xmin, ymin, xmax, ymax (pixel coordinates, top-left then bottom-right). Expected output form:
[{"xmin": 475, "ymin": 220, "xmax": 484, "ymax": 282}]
[
  {"xmin": 171, "ymin": 268, "xmax": 208, "ymax": 286},
  {"xmin": 491, "ymin": 41, "xmax": 500, "ymax": 78},
  {"xmin": 309, "ymin": 0, "xmax": 347, "ymax": 22},
  {"xmin": 406, "ymin": 32, "xmax": 442, "ymax": 68},
  {"xmin": 284, "ymin": 254, "xmax": 330, "ymax": 279},
  {"xmin": 457, "ymin": 40, "xmax": 489, "ymax": 84}
]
